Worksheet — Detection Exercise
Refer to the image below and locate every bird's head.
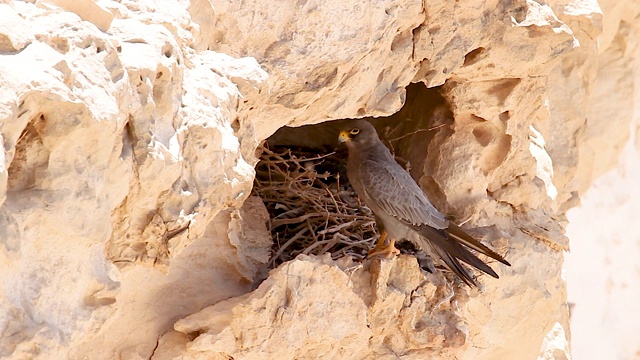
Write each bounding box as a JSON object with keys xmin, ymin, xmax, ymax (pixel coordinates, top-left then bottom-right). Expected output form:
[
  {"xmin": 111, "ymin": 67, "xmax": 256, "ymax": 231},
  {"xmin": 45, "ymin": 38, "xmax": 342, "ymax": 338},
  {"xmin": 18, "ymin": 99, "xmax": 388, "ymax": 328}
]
[{"xmin": 338, "ymin": 120, "xmax": 379, "ymax": 148}]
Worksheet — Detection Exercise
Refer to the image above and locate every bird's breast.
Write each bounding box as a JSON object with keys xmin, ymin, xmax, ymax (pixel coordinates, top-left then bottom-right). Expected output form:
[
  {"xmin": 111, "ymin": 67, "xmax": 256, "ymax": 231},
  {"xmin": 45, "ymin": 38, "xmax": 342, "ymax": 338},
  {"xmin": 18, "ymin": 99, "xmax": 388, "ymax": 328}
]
[{"xmin": 376, "ymin": 209, "xmax": 413, "ymax": 240}]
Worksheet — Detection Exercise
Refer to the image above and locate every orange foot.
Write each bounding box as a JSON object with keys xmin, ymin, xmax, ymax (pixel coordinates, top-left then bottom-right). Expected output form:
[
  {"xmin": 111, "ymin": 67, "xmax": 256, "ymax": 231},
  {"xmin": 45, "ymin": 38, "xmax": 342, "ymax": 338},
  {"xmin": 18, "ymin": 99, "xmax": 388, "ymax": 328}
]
[{"xmin": 367, "ymin": 231, "xmax": 400, "ymax": 259}]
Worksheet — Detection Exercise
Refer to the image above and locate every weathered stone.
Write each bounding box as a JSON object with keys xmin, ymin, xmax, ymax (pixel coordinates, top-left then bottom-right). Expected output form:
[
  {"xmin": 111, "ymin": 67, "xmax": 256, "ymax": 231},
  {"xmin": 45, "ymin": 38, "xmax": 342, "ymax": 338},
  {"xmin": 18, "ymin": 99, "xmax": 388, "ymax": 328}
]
[{"xmin": 0, "ymin": 0, "xmax": 638, "ymax": 359}]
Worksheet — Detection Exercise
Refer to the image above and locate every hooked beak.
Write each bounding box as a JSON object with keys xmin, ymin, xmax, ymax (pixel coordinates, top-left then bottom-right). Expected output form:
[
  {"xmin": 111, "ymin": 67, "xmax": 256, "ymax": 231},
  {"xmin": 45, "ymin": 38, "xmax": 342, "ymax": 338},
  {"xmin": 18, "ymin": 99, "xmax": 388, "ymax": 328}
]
[{"xmin": 338, "ymin": 131, "xmax": 350, "ymax": 144}]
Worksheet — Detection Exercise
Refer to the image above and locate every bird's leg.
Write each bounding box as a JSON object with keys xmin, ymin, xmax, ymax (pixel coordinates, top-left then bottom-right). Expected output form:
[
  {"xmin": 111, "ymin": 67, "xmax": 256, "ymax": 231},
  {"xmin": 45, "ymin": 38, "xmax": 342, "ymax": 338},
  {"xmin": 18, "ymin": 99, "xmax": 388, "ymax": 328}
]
[
  {"xmin": 367, "ymin": 231, "xmax": 400, "ymax": 259},
  {"xmin": 368, "ymin": 231, "xmax": 388, "ymax": 255}
]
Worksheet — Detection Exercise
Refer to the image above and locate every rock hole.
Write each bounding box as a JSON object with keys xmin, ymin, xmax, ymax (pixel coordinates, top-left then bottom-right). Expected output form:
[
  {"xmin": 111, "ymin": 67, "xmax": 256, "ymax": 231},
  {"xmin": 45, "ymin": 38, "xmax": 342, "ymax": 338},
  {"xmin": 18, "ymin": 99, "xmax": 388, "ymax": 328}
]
[
  {"xmin": 478, "ymin": 133, "xmax": 512, "ymax": 175},
  {"xmin": 486, "ymin": 78, "xmax": 521, "ymax": 105},
  {"xmin": 254, "ymin": 83, "xmax": 450, "ymax": 269},
  {"xmin": 414, "ymin": 320, "xmax": 427, "ymax": 331},
  {"xmin": 472, "ymin": 124, "xmax": 494, "ymax": 147},
  {"xmin": 230, "ymin": 119, "xmax": 240, "ymax": 133},
  {"xmin": 120, "ymin": 121, "xmax": 134, "ymax": 161},
  {"xmin": 162, "ymin": 45, "xmax": 174, "ymax": 58},
  {"xmin": 7, "ymin": 118, "xmax": 50, "ymax": 192},
  {"xmin": 463, "ymin": 47, "xmax": 485, "ymax": 66},
  {"xmin": 390, "ymin": 31, "xmax": 410, "ymax": 51},
  {"xmin": 499, "ymin": 111, "xmax": 510, "ymax": 122}
]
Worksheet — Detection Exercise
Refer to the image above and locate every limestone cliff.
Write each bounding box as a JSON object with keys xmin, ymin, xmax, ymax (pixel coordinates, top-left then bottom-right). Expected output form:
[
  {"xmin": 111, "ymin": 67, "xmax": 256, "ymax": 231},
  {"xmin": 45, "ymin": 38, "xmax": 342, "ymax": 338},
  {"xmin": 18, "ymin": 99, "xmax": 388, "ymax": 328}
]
[{"xmin": 0, "ymin": 0, "xmax": 638, "ymax": 359}]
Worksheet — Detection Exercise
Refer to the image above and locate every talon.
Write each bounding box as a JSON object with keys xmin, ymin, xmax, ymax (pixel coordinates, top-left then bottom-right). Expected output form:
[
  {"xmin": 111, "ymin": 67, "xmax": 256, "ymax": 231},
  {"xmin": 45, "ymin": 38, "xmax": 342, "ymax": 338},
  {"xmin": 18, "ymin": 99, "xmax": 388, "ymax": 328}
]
[{"xmin": 367, "ymin": 232, "xmax": 399, "ymax": 259}]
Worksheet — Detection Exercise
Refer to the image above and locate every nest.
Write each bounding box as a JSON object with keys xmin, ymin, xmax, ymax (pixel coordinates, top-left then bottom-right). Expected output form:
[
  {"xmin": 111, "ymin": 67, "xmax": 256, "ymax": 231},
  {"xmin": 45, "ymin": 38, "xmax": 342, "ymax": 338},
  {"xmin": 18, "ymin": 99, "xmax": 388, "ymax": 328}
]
[{"xmin": 253, "ymin": 145, "xmax": 378, "ymax": 268}]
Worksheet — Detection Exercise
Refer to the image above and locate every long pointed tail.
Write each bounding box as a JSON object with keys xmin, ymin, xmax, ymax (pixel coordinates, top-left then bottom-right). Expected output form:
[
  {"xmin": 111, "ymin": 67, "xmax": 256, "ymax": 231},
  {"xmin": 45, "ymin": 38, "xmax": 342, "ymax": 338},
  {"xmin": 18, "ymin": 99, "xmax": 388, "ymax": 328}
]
[
  {"xmin": 412, "ymin": 223, "xmax": 510, "ymax": 287},
  {"xmin": 447, "ymin": 223, "xmax": 510, "ymax": 266}
]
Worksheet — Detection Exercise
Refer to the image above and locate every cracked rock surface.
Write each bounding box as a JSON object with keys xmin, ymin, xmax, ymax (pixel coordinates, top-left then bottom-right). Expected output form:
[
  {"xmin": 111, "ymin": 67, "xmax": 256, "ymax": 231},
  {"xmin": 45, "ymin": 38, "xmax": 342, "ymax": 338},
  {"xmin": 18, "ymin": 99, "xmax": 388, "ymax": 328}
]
[{"xmin": 0, "ymin": 0, "xmax": 639, "ymax": 359}]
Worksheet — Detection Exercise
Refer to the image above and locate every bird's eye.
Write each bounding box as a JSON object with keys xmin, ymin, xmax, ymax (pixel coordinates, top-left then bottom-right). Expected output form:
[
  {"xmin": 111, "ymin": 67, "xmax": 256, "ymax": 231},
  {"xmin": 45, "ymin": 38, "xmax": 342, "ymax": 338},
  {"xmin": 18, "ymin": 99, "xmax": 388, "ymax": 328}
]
[{"xmin": 350, "ymin": 128, "xmax": 360, "ymax": 135}]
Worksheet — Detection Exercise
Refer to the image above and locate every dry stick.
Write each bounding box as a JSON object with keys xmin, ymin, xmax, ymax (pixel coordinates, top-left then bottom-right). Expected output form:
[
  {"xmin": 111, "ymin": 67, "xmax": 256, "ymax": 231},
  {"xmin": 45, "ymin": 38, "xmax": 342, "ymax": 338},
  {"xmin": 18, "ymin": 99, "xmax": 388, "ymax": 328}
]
[
  {"xmin": 340, "ymin": 239, "xmax": 377, "ymax": 253},
  {"xmin": 257, "ymin": 146, "xmax": 379, "ymax": 264},
  {"xmin": 306, "ymin": 218, "xmax": 319, "ymax": 244},
  {"xmin": 428, "ymin": 123, "xmax": 447, "ymax": 131},
  {"xmin": 298, "ymin": 190, "xmax": 326, "ymax": 210},
  {"xmin": 324, "ymin": 186, "xmax": 343, "ymax": 215},
  {"xmin": 317, "ymin": 214, "xmax": 329, "ymax": 243},
  {"xmin": 287, "ymin": 221, "xmax": 313, "ymax": 234},
  {"xmin": 303, "ymin": 232, "xmax": 342, "ymax": 255},
  {"xmin": 318, "ymin": 220, "xmax": 356, "ymax": 235},
  {"xmin": 269, "ymin": 227, "xmax": 310, "ymax": 266},
  {"xmin": 266, "ymin": 151, "xmax": 336, "ymax": 163},
  {"xmin": 271, "ymin": 213, "xmax": 325, "ymax": 228},
  {"xmin": 273, "ymin": 207, "xmax": 304, "ymax": 219},
  {"xmin": 319, "ymin": 233, "xmax": 342, "ymax": 254},
  {"xmin": 387, "ymin": 128, "xmax": 430, "ymax": 143},
  {"xmin": 302, "ymin": 239, "xmax": 331, "ymax": 255}
]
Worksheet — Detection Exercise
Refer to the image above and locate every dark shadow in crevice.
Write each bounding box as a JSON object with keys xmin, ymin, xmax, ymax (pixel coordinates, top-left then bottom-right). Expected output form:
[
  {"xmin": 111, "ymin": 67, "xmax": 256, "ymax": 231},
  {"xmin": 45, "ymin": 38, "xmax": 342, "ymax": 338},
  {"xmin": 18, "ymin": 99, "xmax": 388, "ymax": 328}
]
[{"xmin": 254, "ymin": 83, "xmax": 453, "ymax": 268}]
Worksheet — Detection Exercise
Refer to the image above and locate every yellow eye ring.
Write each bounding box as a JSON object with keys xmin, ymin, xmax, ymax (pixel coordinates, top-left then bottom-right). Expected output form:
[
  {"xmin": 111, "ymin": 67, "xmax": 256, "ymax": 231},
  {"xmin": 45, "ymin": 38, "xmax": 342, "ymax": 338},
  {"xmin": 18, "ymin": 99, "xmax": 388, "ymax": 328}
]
[{"xmin": 350, "ymin": 128, "xmax": 360, "ymax": 135}]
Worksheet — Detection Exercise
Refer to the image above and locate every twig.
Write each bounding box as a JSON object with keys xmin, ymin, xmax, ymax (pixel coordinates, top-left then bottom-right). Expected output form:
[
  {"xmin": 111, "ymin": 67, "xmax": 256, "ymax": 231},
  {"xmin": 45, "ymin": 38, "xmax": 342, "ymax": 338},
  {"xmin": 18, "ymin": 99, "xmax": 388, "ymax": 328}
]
[
  {"xmin": 268, "ymin": 227, "xmax": 310, "ymax": 267},
  {"xmin": 254, "ymin": 144, "xmax": 378, "ymax": 267}
]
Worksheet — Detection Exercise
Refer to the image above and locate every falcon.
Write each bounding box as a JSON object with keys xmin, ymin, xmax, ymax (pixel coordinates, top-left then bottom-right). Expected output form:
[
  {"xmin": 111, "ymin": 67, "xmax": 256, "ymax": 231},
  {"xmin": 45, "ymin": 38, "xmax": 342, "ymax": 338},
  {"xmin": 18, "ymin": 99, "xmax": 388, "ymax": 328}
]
[{"xmin": 338, "ymin": 120, "xmax": 510, "ymax": 286}]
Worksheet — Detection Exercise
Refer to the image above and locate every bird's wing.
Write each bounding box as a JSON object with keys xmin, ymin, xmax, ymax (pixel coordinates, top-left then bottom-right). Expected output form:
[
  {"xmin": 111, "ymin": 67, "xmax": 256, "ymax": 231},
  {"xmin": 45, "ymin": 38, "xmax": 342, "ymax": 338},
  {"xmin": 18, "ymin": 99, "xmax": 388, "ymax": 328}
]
[{"xmin": 357, "ymin": 151, "xmax": 448, "ymax": 229}]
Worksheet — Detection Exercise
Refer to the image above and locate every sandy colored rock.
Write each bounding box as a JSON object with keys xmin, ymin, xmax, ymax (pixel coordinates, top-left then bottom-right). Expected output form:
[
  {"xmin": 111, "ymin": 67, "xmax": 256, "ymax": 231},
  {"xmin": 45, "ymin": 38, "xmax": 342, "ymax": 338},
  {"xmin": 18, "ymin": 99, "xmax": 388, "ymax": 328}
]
[
  {"xmin": 0, "ymin": 1, "xmax": 267, "ymax": 357},
  {"xmin": 0, "ymin": 4, "xmax": 32, "ymax": 52},
  {"xmin": 0, "ymin": 0, "xmax": 638, "ymax": 359},
  {"xmin": 163, "ymin": 255, "xmax": 475, "ymax": 360},
  {"xmin": 38, "ymin": 0, "xmax": 115, "ymax": 32},
  {"xmin": 204, "ymin": 0, "xmax": 427, "ymax": 155}
]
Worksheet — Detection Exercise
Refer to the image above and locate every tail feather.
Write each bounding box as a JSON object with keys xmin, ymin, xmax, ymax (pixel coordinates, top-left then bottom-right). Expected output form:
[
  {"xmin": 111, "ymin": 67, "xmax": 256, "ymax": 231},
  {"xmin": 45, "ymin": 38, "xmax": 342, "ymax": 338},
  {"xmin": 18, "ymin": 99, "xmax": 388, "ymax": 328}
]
[
  {"xmin": 412, "ymin": 223, "xmax": 509, "ymax": 287},
  {"xmin": 418, "ymin": 226, "xmax": 500, "ymax": 278},
  {"xmin": 429, "ymin": 243, "xmax": 478, "ymax": 287},
  {"xmin": 447, "ymin": 223, "xmax": 511, "ymax": 266}
]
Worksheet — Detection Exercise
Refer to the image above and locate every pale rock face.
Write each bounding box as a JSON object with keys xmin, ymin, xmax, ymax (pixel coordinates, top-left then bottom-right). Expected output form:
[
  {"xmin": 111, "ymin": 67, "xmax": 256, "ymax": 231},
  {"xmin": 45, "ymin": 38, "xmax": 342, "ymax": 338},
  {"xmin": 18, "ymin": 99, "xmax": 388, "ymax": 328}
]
[
  {"xmin": 203, "ymin": 0, "xmax": 428, "ymax": 157},
  {"xmin": 0, "ymin": 0, "xmax": 638, "ymax": 359},
  {"xmin": 166, "ymin": 255, "xmax": 469, "ymax": 360},
  {"xmin": 0, "ymin": 1, "xmax": 267, "ymax": 358}
]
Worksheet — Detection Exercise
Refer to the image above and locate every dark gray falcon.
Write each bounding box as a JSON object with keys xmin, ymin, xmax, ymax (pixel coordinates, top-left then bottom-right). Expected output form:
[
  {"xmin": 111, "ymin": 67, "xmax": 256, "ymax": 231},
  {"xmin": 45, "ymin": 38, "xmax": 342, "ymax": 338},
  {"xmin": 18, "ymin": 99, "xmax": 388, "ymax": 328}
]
[{"xmin": 338, "ymin": 120, "xmax": 510, "ymax": 286}]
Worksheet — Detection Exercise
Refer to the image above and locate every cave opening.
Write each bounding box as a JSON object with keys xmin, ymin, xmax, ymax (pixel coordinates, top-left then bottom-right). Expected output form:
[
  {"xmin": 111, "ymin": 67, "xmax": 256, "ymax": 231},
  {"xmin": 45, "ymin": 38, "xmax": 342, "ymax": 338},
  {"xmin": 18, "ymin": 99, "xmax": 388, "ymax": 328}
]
[{"xmin": 253, "ymin": 83, "xmax": 453, "ymax": 269}]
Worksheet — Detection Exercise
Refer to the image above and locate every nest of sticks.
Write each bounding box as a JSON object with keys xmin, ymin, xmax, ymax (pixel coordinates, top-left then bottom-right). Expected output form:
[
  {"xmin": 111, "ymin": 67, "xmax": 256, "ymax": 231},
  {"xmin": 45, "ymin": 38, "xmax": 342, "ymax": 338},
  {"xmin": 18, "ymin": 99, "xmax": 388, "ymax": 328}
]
[{"xmin": 253, "ymin": 145, "xmax": 379, "ymax": 268}]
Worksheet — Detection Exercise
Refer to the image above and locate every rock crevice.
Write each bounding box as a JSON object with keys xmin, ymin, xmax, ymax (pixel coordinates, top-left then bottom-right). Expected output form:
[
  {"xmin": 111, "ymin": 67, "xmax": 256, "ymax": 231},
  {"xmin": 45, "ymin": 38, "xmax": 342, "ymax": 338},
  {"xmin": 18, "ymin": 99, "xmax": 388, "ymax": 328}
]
[{"xmin": 0, "ymin": 0, "xmax": 638, "ymax": 359}]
